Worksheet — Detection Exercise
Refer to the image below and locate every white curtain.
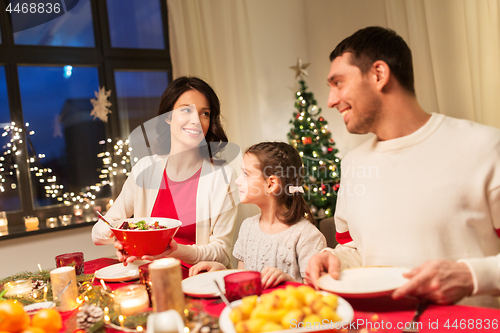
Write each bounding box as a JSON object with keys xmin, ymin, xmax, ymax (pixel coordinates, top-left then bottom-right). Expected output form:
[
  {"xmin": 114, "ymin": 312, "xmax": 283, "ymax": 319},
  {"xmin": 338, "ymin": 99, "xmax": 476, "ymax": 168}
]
[
  {"xmin": 167, "ymin": 0, "xmax": 263, "ymax": 150},
  {"xmin": 385, "ymin": 0, "xmax": 500, "ymax": 128}
]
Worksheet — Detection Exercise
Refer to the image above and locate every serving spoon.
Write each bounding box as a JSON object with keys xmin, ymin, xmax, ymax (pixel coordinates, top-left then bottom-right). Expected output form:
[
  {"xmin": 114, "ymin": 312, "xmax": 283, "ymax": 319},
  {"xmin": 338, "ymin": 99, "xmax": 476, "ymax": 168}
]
[{"xmin": 96, "ymin": 211, "xmax": 114, "ymax": 228}]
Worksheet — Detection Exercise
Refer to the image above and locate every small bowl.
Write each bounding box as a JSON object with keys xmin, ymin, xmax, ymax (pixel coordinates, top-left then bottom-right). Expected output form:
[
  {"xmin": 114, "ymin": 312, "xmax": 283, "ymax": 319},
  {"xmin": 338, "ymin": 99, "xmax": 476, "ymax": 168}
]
[{"xmin": 111, "ymin": 217, "xmax": 181, "ymax": 257}]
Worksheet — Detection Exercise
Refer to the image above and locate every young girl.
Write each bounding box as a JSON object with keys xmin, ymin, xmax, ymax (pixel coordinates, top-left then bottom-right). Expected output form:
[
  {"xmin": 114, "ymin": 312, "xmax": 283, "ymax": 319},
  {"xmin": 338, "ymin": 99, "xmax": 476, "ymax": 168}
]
[{"xmin": 190, "ymin": 142, "xmax": 326, "ymax": 288}]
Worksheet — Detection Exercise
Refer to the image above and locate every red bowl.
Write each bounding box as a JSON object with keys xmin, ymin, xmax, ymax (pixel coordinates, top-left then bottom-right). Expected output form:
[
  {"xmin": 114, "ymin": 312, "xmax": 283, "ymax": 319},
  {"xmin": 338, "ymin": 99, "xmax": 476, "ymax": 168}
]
[{"xmin": 110, "ymin": 217, "xmax": 181, "ymax": 257}]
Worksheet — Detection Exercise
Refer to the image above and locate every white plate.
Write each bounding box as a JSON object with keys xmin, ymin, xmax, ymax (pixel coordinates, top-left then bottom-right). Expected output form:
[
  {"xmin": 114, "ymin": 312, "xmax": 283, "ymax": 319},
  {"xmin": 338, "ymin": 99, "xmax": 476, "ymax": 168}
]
[
  {"xmin": 219, "ymin": 292, "xmax": 354, "ymax": 333},
  {"xmin": 318, "ymin": 266, "xmax": 410, "ymax": 298},
  {"xmin": 24, "ymin": 301, "xmax": 55, "ymax": 313},
  {"xmin": 95, "ymin": 260, "xmax": 150, "ymax": 282},
  {"xmin": 181, "ymin": 269, "xmax": 243, "ymax": 298}
]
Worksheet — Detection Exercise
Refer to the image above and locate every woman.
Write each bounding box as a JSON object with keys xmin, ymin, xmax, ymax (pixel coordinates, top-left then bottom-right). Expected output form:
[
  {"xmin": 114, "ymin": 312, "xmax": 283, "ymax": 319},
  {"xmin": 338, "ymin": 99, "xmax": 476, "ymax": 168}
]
[{"xmin": 92, "ymin": 76, "xmax": 239, "ymax": 267}]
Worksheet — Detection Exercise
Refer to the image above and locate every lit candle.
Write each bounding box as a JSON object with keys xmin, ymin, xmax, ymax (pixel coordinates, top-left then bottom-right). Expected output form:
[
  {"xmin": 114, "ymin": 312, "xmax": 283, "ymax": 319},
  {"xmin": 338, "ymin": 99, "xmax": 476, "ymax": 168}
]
[
  {"xmin": 24, "ymin": 216, "xmax": 39, "ymax": 231},
  {"xmin": 114, "ymin": 285, "xmax": 149, "ymax": 316},
  {"xmin": 4, "ymin": 279, "xmax": 32, "ymax": 297},
  {"xmin": 0, "ymin": 211, "xmax": 7, "ymax": 228},
  {"xmin": 59, "ymin": 214, "xmax": 72, "ymax": 226},
  {"xmin": 46, "ymin": 217, "xmax": 58, "ymax": 228},
  {"xmin": 50, "ymin": 266, "xmax": 78, "ymax": 312},
  {"xmin": 74, "ymin": 205, "xmax": 83, "ymax": 217}
]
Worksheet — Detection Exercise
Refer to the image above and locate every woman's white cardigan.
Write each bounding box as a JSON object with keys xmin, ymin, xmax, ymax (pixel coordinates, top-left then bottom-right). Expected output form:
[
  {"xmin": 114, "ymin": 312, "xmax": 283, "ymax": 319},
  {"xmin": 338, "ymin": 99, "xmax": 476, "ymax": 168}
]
[{"xmin": 92, "ymin": 154, "xmax": 239, "ymax": 267}]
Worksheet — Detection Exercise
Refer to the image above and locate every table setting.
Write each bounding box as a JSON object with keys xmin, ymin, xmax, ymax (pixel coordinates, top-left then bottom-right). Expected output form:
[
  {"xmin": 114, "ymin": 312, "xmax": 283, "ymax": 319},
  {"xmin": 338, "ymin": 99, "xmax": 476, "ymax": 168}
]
[{"xmin": 2, "ymin": 216, "xmax": 500, "ymax": 333}]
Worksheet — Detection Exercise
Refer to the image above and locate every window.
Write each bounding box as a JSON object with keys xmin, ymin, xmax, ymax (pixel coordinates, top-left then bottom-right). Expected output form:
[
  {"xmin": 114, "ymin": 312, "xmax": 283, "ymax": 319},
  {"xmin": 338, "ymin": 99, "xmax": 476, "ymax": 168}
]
[
  {"xmin": 106, "ymin": 0, "xmax": 165, "ymax": 49},
  {"xmin": 0, "ymin": 0, "xmax": 171, "ymax": 237},
  {"xmin": 13, "ymin": 0, "xmax": 95, "ymax": 47}
]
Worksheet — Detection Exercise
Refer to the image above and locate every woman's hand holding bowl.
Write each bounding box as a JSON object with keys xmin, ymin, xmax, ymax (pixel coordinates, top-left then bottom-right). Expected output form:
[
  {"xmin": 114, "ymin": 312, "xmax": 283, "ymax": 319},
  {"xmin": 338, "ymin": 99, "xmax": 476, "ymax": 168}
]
[{"xmin": 114, "ymin": 239, "xmax": 179, "ymax": 266}]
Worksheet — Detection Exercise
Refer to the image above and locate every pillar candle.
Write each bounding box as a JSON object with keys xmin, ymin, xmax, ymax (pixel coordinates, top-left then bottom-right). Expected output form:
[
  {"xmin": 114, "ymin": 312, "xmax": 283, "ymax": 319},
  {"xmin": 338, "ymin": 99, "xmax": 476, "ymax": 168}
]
[
  {"xmin": 24, "ymin": 216, "xmax": 39, "ymax": 231},
  {"xmin": 114, "ymin": 285, "xmax": 149, "ymax": 316},
  {"xmin": 50, "ymin": 266, "xmax": 78, "ymax": 312},
  {"xmin": 149, "ymin": 258, "xmax": 185, "ymax": 319},
  {"xmin": 4, "ymin": 279, "xmax": 32, "ymax": 297}
]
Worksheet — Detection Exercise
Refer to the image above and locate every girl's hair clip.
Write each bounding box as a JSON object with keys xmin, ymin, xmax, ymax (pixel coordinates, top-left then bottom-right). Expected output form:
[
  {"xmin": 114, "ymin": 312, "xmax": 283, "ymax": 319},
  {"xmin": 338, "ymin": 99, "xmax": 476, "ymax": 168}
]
[{"xmin": 288, "ymin": 185, "xmax": 304, "ymax": 194}]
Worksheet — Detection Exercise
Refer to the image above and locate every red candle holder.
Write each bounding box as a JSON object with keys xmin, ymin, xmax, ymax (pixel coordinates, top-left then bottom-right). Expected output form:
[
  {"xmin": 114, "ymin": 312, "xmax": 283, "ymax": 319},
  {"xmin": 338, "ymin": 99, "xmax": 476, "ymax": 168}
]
[
  {"xmin": 55, "ymin": 252, "xmax": 84, "ymax": 275},
  {"xmin": 223, "ymin": 271, "xmax": 262, "ymax": 302},
  {"xmin": 139, "ymin": 263, "xmax": 152, "ymax": 306}
]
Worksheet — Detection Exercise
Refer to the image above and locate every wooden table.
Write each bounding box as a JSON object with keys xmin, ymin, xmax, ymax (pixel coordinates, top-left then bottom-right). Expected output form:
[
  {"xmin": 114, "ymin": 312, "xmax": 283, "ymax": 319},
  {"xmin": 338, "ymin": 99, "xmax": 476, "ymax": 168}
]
[{"xmin": 77, "ymin": 258, "xmax": 500, "ymax": 333}]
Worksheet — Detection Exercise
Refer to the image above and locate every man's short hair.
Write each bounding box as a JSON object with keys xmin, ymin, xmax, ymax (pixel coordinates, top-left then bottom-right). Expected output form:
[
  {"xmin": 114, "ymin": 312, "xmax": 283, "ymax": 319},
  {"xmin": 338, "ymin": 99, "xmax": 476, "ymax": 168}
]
[{"xmin": 330, "ymin": 26, "xmax": 415, "ymax": 95}]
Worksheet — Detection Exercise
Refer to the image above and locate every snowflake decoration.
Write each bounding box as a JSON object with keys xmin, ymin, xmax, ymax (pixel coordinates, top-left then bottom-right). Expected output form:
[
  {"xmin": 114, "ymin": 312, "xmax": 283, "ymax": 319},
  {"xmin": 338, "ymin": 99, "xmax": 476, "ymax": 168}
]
[{"xmin": 90, "ymin": 86, "xmax": 112, "ymax": 123}]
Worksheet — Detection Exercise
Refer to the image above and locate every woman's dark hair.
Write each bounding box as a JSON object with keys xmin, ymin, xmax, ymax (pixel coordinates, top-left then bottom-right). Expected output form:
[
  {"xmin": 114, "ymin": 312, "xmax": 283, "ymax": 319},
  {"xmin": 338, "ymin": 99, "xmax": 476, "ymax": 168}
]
[
  {"xmin": 330, "ymin": 26, "xmax": 415, "ymax": 95},
  {"xmin": 246, "ymin": 142, "xmax": 315, "ymax": 226},
  {"xmin": 155, "ymin": 76, "xmax": 228, "ymax": 162}
]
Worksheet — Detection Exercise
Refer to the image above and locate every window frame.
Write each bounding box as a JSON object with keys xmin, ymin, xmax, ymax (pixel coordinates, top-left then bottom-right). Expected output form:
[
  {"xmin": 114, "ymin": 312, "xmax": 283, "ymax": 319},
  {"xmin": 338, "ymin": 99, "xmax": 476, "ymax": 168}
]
[{"xmin": 0, "ymin": 0, "xmax": 172, "ymax": 237}]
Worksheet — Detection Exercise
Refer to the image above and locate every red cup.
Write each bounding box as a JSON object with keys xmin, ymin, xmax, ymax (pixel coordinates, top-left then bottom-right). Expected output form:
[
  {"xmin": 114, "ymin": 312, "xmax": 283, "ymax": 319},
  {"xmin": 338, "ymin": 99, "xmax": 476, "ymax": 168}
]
[
  {"xmin": 223, "ymin": 271, "xmax": 262, "ymax": 302},
  {"xmin": 55, "ymin": 252, "xmax": 84, "ymax": 275}
]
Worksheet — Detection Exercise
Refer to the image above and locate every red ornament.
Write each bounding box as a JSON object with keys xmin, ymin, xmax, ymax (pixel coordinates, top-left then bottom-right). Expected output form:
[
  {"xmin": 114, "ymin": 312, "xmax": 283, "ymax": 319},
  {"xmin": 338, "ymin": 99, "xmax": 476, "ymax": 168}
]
[
  {"xmin": 296, "ymin": 113, "xmax": 301, "ymax": 119},
  {"xmin": 328, "ymin": 147, "xmax": 333, "ymax": 152},
  {"xmin": 333, "ymin": 184, "xmax": 340, "ymax": 192},
  {"xmin": 302, "ymin": 137, "xmax": 312, "ymax": 145},
  {"xmin": 319, "ymin": 117, "xmax": 324, "ymax": 121}
]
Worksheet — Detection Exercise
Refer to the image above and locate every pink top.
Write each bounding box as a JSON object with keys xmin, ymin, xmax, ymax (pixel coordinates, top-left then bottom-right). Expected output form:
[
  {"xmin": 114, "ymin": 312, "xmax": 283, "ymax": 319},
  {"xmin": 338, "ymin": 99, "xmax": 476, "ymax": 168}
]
[{"xmin": 151, "ymin": 168, "xmax": 201, "ymax": 246}]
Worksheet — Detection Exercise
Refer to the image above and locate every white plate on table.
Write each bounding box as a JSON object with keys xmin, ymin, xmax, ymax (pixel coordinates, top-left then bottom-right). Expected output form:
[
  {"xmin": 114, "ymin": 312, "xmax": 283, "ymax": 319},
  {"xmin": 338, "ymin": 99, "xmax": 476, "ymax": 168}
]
[
  {"xmin": 24, "ymin": 301, "xmax": 55, "ymax": 313},
  {"xmin": 317, "ymin": 266, "xmax": 410, "ymax": 298},
  {"xmin": 95, "ymin": 260, "xmax": 150, "ymax": 282},
  {"xmin": 219, "ymin": 292, "xmax": 354, "ymax": 333},
  {"xmin": 182, "ymin": 269, "xmax": 243, "ymax": 298}
]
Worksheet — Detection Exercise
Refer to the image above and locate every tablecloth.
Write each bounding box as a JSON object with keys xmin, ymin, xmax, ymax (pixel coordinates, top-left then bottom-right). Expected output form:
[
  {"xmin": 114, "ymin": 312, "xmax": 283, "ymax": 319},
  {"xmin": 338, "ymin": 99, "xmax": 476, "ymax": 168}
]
[{"xmin": 73, "ymin": 258, "xmax": 500, "ymax": 333}]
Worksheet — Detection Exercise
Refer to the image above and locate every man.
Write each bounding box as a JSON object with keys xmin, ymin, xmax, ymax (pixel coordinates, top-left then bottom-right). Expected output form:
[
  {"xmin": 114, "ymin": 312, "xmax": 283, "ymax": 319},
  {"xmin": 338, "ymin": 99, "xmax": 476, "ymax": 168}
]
[{"xmin": 305, "ymin": 26, "xmax": 500, "ymax": 307}]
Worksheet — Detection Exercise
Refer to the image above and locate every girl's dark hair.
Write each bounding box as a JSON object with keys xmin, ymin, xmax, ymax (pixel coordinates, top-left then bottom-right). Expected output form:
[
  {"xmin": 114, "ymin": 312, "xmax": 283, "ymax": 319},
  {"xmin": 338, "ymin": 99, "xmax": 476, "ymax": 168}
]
[
  {"xmin": 155, "ymin": 76, "xmax": 228, "ymax": 162},
  {"xmin": 246, "ymin": 142, "xmax": 315, "ymax": 226}
]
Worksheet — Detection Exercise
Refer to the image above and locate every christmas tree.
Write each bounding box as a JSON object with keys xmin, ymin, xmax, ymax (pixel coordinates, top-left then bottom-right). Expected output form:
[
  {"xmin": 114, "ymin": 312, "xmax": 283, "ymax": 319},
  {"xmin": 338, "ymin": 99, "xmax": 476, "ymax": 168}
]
[{"xmin": 287, "ymin": 59, "xmax": 341, "ymax": 220}]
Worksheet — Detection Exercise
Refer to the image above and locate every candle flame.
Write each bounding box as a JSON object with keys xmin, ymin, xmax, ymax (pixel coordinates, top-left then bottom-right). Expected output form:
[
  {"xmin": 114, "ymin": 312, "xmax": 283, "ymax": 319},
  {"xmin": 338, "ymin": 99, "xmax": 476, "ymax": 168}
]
[
  {"xmin": 184, "ymin": 327, "xmax": 190, "ymax": 333},
  {"xmin": 119, "ymin": 315, "xmax": 124, "ymax": 327},
  {"xmin": 136, "ymin": 327, "xmax": 143, "ymax": 332}
]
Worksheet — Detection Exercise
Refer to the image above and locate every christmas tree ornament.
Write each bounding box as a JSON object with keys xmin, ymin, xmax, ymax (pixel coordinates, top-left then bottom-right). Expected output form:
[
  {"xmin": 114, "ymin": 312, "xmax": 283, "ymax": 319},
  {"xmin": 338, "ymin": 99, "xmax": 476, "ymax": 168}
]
[
  {"xmin": 76, "ymin": 304, "xmax": 104, "ymax": 330},
  {"xmin": 310, "ymin": 206, "xmax": 318, "ymax": 215},
  {"xmin": 318, "ymin": 209, "xmax": 326, "ymax": 219},
  {"xmin": 90, "ymin": 86, "xmax": 112, "ymax": 123},
  {"xmin": 308, "ymin": 104, "xmax": 320, "ymax": 116},
  {"xmin": 321, "ymin": 146, "xmax": 328, "ymax": 154},
  {"xmin": 309, "ymin": 175, "xmax": 317, "ymax": 182},
  {"xmin": 302, "ymin": 137, "xmax": 312, "ymax": 145},
  {"xmin": 290, "ymin": 58, "xmax": 310, "ymax": 79}
]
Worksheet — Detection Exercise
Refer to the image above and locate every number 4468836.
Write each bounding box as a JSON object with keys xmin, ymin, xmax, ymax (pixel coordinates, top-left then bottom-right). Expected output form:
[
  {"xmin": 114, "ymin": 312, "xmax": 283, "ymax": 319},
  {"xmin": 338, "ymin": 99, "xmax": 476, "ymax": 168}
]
[
  {"xmin": 6, "ymin": 2, "xmax": 61, "ymax": 14},
  {"xmin": 444, "ymin": 319, "xmax": 498, "ymax": 330}
]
